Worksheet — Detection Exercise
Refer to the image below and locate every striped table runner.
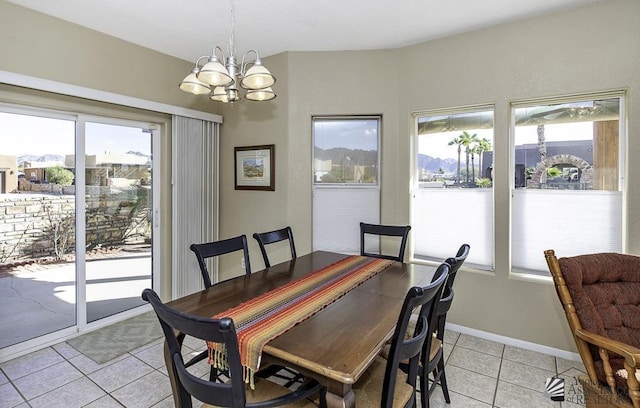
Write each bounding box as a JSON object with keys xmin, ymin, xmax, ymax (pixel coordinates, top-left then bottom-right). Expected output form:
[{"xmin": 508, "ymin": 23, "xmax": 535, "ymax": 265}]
[{"xmin": 208, "ymin": 255, "xmax": 394, "ymax": 387}]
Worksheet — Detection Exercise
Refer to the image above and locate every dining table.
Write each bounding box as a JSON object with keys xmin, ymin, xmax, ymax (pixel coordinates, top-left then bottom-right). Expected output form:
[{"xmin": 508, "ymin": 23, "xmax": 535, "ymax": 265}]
[{"xmin": 165, "ymin": 250, "xmax": 437, "ymax": 408}]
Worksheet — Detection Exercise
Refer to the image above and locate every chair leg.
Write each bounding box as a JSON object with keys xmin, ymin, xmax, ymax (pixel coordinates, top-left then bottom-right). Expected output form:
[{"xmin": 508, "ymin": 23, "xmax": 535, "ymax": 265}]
[
  {"xmin": 437, "ymin": 358, "xmax": 450, "ymax": 403},
  {"xmin": 318, "ymin": 387, "xmax": 328, "ymax": 408},
  {"xmin": 420, "ymin": 370, "xmax": 429, "ymax": 408}
]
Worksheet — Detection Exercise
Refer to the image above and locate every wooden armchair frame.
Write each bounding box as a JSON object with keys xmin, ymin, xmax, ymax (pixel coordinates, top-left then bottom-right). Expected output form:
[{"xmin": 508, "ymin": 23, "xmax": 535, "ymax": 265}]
[{"xmin": 545, "ymin": 249, "xmax": 640, "ymax": 408}]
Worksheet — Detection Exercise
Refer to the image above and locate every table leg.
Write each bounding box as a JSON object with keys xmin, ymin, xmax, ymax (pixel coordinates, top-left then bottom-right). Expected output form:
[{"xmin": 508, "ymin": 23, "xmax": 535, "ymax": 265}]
[{"xmin": 325, "ymin": 381, "xmax": 356, "ymax": 408}]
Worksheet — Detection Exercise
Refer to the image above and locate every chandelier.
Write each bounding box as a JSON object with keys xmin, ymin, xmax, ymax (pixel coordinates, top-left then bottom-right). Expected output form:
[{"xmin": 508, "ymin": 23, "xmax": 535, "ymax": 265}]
[{"xmin": 179, "ymin": 0, "xmax": 276, "ymax": 103}]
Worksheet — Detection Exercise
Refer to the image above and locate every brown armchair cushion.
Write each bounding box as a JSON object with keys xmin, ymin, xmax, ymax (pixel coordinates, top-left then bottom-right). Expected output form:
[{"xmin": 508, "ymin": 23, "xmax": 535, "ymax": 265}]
[{"xmin": 559, "ymin": 253, "xmax": 640, "ymax": 391}]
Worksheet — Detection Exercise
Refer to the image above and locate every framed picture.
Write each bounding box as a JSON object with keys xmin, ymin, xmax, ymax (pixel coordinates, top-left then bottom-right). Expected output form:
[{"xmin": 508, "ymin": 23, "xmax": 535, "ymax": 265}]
[{"xmin": 234, "ymin": 144, "xmax": 275, "ymax": 191}]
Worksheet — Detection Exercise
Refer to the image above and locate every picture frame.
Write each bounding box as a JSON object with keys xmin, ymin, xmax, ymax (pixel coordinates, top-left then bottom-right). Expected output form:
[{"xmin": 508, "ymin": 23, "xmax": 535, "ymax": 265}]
[{"xmin": 234, "ymin": 144, "xmax": 275, "ymax": 191}]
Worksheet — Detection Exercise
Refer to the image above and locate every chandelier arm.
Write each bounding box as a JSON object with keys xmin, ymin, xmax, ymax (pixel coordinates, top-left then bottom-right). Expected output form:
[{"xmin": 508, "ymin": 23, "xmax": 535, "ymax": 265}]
[
  {"xmin": 211, "ymin": 45, "xmax": 226, "ymax": 61},
  {"xmin": 195, "ymin": 55, "xmax": 210, "ymax": 68},
  {"xmin": 240, "ymin": 49, "xmax": 260, "ymax": 76}
]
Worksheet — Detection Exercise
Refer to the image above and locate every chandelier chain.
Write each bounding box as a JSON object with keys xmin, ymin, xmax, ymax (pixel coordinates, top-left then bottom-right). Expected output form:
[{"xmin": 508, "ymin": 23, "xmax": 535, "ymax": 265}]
[{"xmin": 228, "ymin": 0, "xmax": 236, "ymax": 57}]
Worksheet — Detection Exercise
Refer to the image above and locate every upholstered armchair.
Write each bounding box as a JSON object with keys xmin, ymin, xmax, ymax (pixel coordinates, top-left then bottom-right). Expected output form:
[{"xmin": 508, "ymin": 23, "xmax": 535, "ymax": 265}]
[{"xmin": 546, "ymin": 249, "xmax": 640, "ymax": 408}]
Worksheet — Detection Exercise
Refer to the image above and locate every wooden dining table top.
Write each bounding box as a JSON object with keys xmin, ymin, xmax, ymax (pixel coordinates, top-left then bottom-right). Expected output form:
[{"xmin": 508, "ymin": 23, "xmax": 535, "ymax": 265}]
[{"xmin": 167, "ymin": 250, "xmax": 437, "ymax": 408}]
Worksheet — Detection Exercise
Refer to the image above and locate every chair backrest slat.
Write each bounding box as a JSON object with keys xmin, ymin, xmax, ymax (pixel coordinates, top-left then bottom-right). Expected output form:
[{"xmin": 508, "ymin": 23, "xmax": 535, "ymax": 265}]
[
  {"xmin": 252, "ymin": 226, "xmax": 296, "ymax": 268},
  {"xmin": 360, "ymin": 222, "xmax": 411, "ymax": 262},
  {"xmin": 190, "ymin": 235, "xmax": 251, "ymax": 288}
]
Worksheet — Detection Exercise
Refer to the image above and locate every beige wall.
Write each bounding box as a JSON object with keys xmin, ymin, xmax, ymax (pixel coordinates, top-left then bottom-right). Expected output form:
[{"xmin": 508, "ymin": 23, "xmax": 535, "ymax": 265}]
[
  {"xmin": 2, "ymin": 0, "xmax": 639, "ymax": 354},
  {"xmin": 394, "ymin": 0, "xmax": 640, "ymax": 352},
  {"xmin": 217, "ymin": 0, "xmax": 640, "ymax": 353},
  {"xmin": 0, "ymin": 1, "xmax": 218, "ymax": 114}
]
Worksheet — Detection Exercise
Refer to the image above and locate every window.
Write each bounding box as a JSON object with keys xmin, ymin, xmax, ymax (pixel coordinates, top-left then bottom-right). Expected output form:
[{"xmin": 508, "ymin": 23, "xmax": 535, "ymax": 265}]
[
  {"xmin": 312, "ymin": 116, "xmax": 380, "ymax": 253},
  {"xmin": 313, "ymin": 117, "xmax": 379, "ymax": 185},
  {"xmin": 511, "ymin": 95, "xmax": 624, "ymax": 275},
  {"xmin": 413, "ymin": 107, "xmax": 494, "ymax": 269}
]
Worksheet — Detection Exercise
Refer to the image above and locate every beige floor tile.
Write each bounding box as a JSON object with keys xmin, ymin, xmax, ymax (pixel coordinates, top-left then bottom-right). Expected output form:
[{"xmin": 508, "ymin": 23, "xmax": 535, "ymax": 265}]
[
  {"xmin": 2, "ymin": 327, "xmax": 598, "ymax": 408},
  {"xmin": 0, "ymin": 347, "xmax": 64, "ymax": 380},
  {"xmin": 424, "ymin": 388, "xmax": 492, "ymax": 407},
  {"xmin": 53, "ymin": 341, "xmax": 82, "ymax": 359},
  {"xmin": 128, "ymin": 338, "xmax": 164, "ymax": 356},
  {"xmin": 457, "ymin": 334, "xmax": 504, "ymax": 357},
  {"xmin": 88, "ymin": 355, "xmax": 154, "ymax": 393},
  {"xmin": 499, "ymin": 359, "xmax": 556, "ymax": 394},
  {"xmin": 151, "ymin": 395, "xmax": 177, "ymax": 408},
  {"xmin": 443, "ymin": 343, "xmax": 453, "ymax": 363},
  {"xmin": 0, "ymin": 382, "xmax": 26, "ymax": 407},
  {"xmin": 68, "ymin": 351, "xmax": 129, "ymax": 375},
  {"xmin": 556, "ymin": 357, "xmax": 586, "ymax": 376},
  {"xmin": 443, "ymin": 329, "xmax": 460, "ymax": 345},
  {"xmin": 494, "ymin": 380, "xmax": 560, "ymax": 408},
  {"xmin": 28, "ymin": 376, "xmax": 106, "ymax": 408},
  {"xmin": 447, "ymin": 346, "xmax": 502, "ymax": 378},
  {"xmin": 446, "ymin": 364, "xmax": 497, "ymax": 404},
  {"xmin": 503, "ymin": 345, "xmax": 556, "ymax": 371},
  {"xmin": 13, "ymin": 360, "xmax": 83, "ymax": 400},
  {"xmin": 134, "ymin": 342, "xmax": 165, "ymax": 369},
  {"xmin": 84, "ymin": 395, "xmax": 126, "ymax": 407},
  {"xmin": 111, "ymin": 370, "xmax": 173, "ymax": 408},
  {"xmin": 182, "ymin": 349, "xmax": 213, "ymax": 379},
  {"xmin": 182, "ymin": 335, "xmax": 208, "ymax": 351}
]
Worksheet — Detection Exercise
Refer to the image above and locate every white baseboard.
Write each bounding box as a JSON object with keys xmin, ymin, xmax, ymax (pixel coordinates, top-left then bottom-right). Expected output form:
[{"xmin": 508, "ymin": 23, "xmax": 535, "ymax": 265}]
[{"xmin": 447, "ymin": 322, "xmax": 582, "ymax": 362}]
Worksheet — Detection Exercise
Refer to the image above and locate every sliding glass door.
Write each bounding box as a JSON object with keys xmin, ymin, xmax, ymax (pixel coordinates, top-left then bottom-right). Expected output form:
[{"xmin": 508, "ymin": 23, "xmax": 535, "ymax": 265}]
[
  {"xmin": 84, "ymin": 120, "xmax": 154, "ymax": 322},
  {"xmin": 0, "ymin": 109, "xmax": 77, "ymax": 348},
  {"xmin": 0, "ymin": 107, "xmax": 160, "ymax": 353}
]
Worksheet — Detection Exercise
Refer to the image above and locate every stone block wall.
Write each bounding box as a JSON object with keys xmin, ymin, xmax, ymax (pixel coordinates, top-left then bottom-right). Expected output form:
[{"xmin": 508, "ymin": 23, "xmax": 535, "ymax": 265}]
[{"xmin": 0, "ymin": 188, "xmax": 150, "ymax": 263}]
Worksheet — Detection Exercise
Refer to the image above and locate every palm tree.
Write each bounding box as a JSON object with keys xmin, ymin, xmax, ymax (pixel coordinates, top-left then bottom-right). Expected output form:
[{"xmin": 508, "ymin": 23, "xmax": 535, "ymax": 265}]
[
  {"xmin": 459, "ymin": 131, "xmax": 476, "ymax": 183},
  {"xmin": 475, "ymin": 137, "xmax": 492, "ymax": 178},
  {"xmin": 470, "ymin": 144, "xmax": 480, "ymax": 182},
  {"xmin": 448, "ymin": 136, "xmax": 464, "ymax": 184},
  {"xmin": 537, "ymin": 124, "xmax": 546, "ymax": 161},
  {"xmin": 467, "ymin": 133, "xmax": 481, "ymax": 182}
]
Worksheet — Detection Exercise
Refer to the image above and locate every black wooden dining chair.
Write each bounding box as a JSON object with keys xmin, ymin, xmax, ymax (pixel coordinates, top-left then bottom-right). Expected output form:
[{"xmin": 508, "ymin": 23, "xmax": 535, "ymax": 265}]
[
  {"xmin": 252, "ymin": 226, "xmax": 297, "ymax": 268},
  {"xmin": 360, "ymin": 222, "xmax": 412, "ymax": 262},
  {"xmin": 142, "ymin": 288, "xmax": 326, "ymax": 408},
  {"xmin": 187, "ymin": 235, "xmax": 251, "ymax": 383},
  {"xmin": 418, "ymin": 243, "xmax": 470, "ymax": 408},
  {"xmin": 352, "ymin": 263, "xmax": 448, "ymax": 407},
  {"xmin": 190, "ymin": 235, "xmax": 251, "ymax": 289}
]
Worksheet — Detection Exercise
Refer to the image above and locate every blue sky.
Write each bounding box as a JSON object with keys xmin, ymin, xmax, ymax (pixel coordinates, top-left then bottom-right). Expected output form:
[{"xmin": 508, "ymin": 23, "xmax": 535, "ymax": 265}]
[{"xmin": 0, "ymin": 112, "xmax": 151, "ymax": 156}]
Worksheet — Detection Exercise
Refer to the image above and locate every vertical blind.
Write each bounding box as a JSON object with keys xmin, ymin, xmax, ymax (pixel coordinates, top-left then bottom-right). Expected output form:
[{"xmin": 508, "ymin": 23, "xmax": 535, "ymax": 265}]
[{"xmin": 171, "ymin": 116, "xmax": 219, "ymax": 298}]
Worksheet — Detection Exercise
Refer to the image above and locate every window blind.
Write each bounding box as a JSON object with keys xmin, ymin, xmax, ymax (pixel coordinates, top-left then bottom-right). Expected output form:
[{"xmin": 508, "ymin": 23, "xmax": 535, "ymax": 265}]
[
  {"xmin": 511, "ymin": 189, "xmax": 622, "ymax": 274},
  {"xmin": 313, "ymin": 187, "xmax": 380, "ymax": 254},
  {"xmin": 171, "ymin": 116, "xmax": 219, "ymax": 298},
  {"xmin": 413, "ymin": 189, "xmax": 493, "ymax": 269}
]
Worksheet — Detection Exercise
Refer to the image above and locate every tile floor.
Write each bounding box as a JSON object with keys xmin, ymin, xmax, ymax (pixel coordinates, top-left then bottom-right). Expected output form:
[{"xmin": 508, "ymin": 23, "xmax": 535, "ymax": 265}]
[{"xmin": 0, "ymin": 329, "xmax": 587, "ymax": 408}]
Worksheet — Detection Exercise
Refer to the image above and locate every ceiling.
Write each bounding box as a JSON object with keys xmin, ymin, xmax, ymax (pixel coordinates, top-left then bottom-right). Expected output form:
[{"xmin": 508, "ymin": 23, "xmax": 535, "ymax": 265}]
[{"xmin": 8, "ymin": 0, "xmax": 604, "ymax": 63}]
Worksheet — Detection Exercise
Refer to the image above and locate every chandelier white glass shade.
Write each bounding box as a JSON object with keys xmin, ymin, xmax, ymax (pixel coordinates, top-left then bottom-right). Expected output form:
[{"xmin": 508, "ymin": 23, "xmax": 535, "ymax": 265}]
[{"xmin": 179, "ymin": 0, "xmax": 276, "ymax": 103}]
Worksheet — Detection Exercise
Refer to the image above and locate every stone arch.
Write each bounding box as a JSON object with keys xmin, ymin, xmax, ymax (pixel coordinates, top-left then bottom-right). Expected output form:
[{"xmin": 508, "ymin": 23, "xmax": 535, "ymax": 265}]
[{"xmin": 528, "ymin": 154, "xmax": 593, "ymax": 188}]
